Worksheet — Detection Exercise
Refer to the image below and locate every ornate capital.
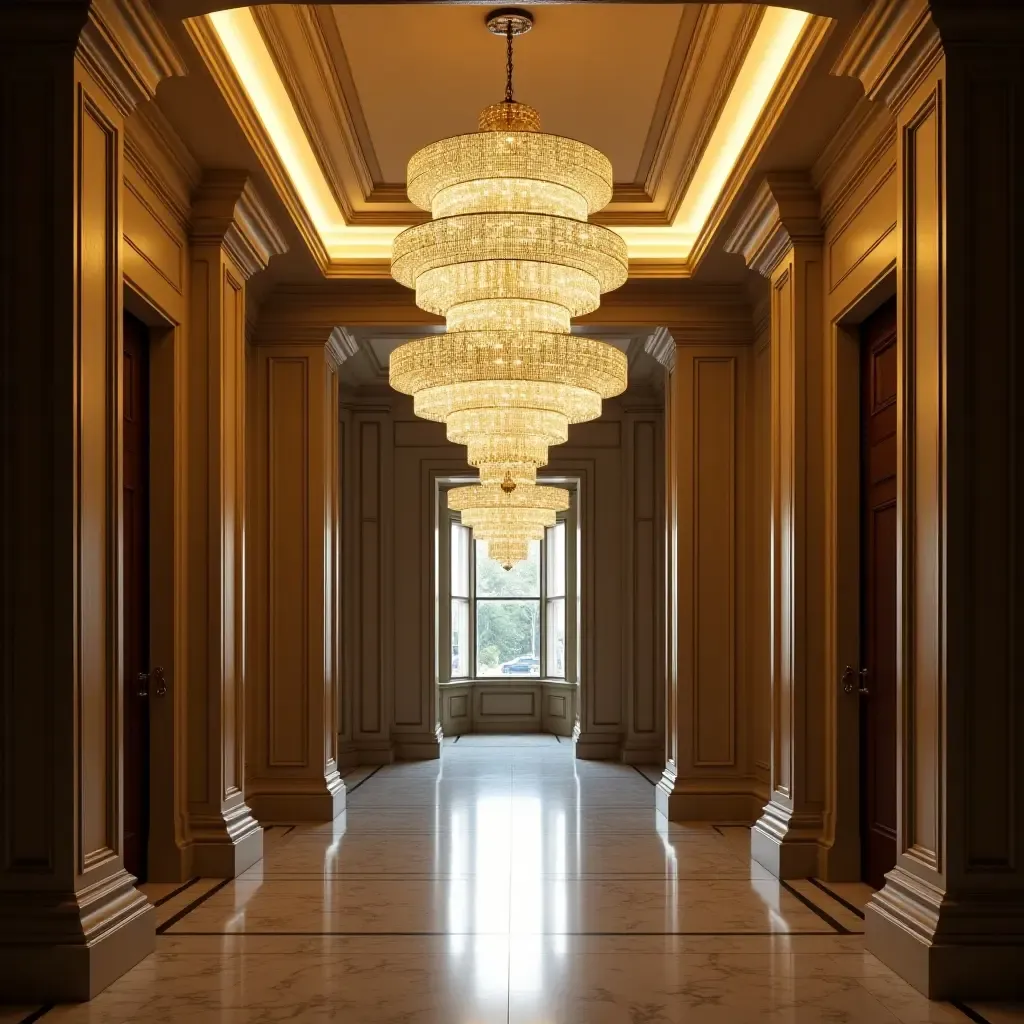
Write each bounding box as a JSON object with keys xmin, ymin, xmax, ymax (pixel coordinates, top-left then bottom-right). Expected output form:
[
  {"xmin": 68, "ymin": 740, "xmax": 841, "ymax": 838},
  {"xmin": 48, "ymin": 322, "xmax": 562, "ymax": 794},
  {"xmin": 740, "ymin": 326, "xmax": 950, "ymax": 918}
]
[
  {"xmin": 191, "ymin": 171, "xmax": 289, "ymax": 281},
  {"xmin": 644, "ymin": 327, "xmax": 676, "ymax": 373},
  {"xmin": 831, "ymin": 0, "xmax": 941, "ymax": 113},
  {"xmin": 78, "ymin": 0, "xmax": 186, "ymax": 116},
  {"xmin": 724, "ymin": 173, "xmax": 821, "ymax": 279}
]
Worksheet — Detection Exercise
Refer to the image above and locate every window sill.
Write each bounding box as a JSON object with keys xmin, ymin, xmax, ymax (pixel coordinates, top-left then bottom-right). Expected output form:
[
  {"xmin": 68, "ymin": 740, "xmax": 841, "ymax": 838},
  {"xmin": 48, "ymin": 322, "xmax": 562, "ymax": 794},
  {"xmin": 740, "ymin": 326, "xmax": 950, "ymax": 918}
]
[{"xmin": 440, "ymin": 678, "xmax": 576, "ymax": 688}]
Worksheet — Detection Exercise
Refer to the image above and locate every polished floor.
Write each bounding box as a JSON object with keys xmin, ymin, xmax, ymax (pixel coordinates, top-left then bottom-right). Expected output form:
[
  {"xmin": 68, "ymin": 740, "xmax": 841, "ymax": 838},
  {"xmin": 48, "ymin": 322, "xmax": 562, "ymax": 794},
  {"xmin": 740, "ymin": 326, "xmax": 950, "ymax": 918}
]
[{"xmin": 7, "ymin": 735, "xmax": 1022, "ymax": 1023}]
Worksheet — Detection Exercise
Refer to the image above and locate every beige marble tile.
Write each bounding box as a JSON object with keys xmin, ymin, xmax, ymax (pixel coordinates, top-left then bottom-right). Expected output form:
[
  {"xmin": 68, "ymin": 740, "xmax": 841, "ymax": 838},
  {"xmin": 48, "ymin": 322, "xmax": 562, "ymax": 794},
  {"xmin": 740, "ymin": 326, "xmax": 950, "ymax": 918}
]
[
  {"xmin": 42, "ymin": 942, "xmax": 510, "ymax": 1023},
  {"xmin": 964, "ymin": 1004, "xmax": 1024, "ymax": 1023},
  {"xmin": 786, "ymin": 879, "xmax": 867, "ymax": 933},
  {"xmin": 505, "ymin": 943, "xmax": 967, "ymax": 1023},
  {"xmin": 507, "ymin": 878, "xmax": 836, "ymax": 935},
  {"xmin": 165, "ymin": 877, "xmax": 512, "ymax": 935},
  {"xmin": 509, "ymin": 831, "xmax": 774, "ymax": 880},
  {"xmin": 0, "ymin": 1008, "xmax": 42, "ymax": 1023}
]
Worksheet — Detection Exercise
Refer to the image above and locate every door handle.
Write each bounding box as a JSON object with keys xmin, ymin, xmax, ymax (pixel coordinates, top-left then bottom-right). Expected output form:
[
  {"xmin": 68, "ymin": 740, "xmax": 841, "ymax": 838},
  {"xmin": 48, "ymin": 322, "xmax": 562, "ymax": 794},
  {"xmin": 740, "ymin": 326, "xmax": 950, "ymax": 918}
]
[
  {"xmin": 841, "ymin": 665, "xmax": 869, "ymax": 696},
  {"xmin": 137, "ymin": 666, "xmax": 167, "ymax": 698}
]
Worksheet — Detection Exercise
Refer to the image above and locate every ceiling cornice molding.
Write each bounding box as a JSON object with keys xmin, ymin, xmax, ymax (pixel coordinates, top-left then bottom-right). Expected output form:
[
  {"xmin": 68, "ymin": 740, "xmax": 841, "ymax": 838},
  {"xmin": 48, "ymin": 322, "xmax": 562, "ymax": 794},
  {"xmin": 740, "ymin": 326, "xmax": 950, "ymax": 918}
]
[
  {"xmin": 330, "ymin": 326, "xmax": 360, "ymax": 365},
  {"xmin": 812, "ymin": 96, "xmax": 895, "ymax": 230},
  {"xmin": 662, "ymin": 4, "xmax": 765, "ymax": 226},
  {"xmin": 185, "ymin": 14, "xmax": 331, "ymax": 275},
  {"xmin": 78, "ymin": 0, "xmax": 186, "ymax": 116},
  {"xmin": 831, "ymin": 0, "xmax": 941, "ymax": 114},
  {"xmin": 644, "ymin": 327, "xmax": 676, "ymax": 372},
  {"xmin": 725, "ymin": 172, "xmax": 821, "ymax": 279},
  {"xmin": 124, "ymin": 101, "xmax": 200, "ymax": 229},
  {"xmin": 688, "ymin": 14, "xmax": 832, "ymax": 275},
  {"xmin": 191, "ymin": 171, "xmax": 289, "ymax": 280}
]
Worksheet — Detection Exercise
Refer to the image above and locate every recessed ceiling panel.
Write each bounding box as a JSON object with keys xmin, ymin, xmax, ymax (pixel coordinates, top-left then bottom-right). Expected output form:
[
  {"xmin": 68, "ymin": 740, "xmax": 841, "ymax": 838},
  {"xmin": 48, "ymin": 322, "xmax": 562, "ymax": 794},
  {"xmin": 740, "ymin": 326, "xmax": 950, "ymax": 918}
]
[{"xmin": 331, "ymin": 4, "xmax": 686, "ymax": 184}]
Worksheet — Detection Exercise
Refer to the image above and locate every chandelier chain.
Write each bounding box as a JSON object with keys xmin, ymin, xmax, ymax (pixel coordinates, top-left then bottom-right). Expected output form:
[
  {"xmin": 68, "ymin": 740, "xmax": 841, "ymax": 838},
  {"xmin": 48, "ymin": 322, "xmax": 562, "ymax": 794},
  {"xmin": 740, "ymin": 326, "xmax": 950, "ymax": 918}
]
[{"xmin": 505, "ymin": 24, "xmax": 514, "ymax": 103}]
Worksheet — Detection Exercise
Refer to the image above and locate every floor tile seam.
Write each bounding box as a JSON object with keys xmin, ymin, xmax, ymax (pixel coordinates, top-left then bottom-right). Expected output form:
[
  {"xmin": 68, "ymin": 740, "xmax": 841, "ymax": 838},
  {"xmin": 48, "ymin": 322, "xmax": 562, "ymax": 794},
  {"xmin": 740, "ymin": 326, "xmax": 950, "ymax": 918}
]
[
  {"xmin": 778, "ymin": 879, "xmax": 852, "ymax": 935},
  {"xmin": 215, "ymin": 877, "xmax": 825, "ymax": 887},
  {"xmin": 949, "ymin": 1003, "xmax": 995, "ymax": 1023},
  {"xmin": 156, "ymin": 877, "xmax": 233, "ymax": 934},
  {"xmin": 806, "ymin": 877, "xmax": 867, "ymax": 920},
  {"xmin": 151, "ymin": 876, "xmax": 200, "ymax": 908},
  {"xmin": 156, "ymin": 929, "xmax": 851, "ymax": 937},
  {"xmin": 15, "ymin": 1007, "xmax": 52, "ymax": 1023},
  {"xmin": 150, "ymin": 877, "xmax": 228, "ymax": 927}
]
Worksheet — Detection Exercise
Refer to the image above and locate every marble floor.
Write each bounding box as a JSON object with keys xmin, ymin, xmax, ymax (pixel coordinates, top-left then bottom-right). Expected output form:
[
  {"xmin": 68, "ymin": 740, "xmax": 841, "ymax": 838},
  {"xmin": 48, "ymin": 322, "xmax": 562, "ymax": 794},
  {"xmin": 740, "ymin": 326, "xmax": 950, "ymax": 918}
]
[{"xmin": 7, "ymin": 735, "xmax": 1023, "ymax": 1023}]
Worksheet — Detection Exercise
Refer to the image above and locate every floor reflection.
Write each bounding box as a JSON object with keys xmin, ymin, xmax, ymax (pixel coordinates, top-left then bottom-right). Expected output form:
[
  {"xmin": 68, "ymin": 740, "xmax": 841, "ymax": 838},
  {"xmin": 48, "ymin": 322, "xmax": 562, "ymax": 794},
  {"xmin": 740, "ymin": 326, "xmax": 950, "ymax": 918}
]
[{"xmin": 30, "ymin": 735, "xmax": 1021, "ymax": 1023}]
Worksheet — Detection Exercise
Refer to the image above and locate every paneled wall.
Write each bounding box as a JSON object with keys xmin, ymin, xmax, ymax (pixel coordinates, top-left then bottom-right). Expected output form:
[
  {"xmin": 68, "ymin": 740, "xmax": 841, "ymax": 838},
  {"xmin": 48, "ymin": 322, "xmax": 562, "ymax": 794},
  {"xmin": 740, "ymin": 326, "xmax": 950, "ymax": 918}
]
[{"xmin": 340, "ymin": 389, "xmax": 663, "ymax": 762}]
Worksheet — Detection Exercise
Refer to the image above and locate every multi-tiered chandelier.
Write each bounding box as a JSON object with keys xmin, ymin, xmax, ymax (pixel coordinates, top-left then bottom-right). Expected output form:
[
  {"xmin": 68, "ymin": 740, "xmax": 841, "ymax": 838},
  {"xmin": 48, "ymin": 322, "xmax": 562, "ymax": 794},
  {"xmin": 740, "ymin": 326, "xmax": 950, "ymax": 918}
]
[{"xmin": 390, "ymin": 8, "xmax": 628, "ymax": 567}]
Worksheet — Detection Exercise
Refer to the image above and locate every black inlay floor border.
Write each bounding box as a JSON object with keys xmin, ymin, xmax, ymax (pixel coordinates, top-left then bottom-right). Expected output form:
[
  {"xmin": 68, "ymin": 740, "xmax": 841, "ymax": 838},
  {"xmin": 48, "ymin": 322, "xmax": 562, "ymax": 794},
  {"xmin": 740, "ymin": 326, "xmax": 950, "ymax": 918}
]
[
  {"xmin": 806, "ymin": 877, "xmax": 866, "ymax": 920},
  {"xmin": 152, "ymin": 876, "xmax": 200, "ymax": 908},
  {"xmin": 344, "ymin": 765, "xmax": 384, "ymax": 796},
  {"xmin": 630, "ymin": 764, "xmax": 656, "ymax": 786},
  {"xmin": 160, "ymin": 928, "xmax": 845, "ymax": 938},
  {"xmin": 779, "ymin": 879, "xmax": 852, "ymax": 935},
  {"xmin": 17, "ymin": 1006, "xmax": 53, "ymax": 1023},
  {"xmin": 951, "ymin": 1002, "xmax": 994, "ymax": 1023},
  {"xmin": 157, "ymin": 878, "xmax": 232, "ymax": 935}
]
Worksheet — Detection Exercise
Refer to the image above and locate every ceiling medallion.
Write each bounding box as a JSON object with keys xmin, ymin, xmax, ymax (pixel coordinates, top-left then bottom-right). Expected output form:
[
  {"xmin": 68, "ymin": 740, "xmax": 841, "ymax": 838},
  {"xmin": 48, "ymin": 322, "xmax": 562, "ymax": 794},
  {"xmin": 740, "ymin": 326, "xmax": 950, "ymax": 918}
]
[{"xmin": 389, "ymin": 7, "xmax": 628, "ymax": 568}]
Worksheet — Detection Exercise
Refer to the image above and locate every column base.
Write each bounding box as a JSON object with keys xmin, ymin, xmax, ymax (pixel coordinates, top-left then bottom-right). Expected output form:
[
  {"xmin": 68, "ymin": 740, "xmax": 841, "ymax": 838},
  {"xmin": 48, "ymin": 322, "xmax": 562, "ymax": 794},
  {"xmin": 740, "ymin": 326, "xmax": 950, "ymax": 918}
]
[
  {"xmin": 189, "ymin": 800, "xmax": 263, "ymax": 878},
  {"xmin": 655, "ymin": 765, "xmax": 763, "ymax": 821},
  {"xmin": 866, "ymin": 866, "xmax": 1024, "ymax": 999},
  {"xmin": 620, "ymin": 739, "xmax": 663, "ymax": 765},
  {"xmin": 751, "ymin": 798, "xmax": 823, "ymax": 878},
  {"xmin": 573, "ymin": 729, "xmax": 622, "ymax": 760},
  {"xmin": 354, "ymin": 739, "xmax": 395, "ymax": 765},
  {"xmin": 248, "ymin": 770, "xmax": 346, "ymax": 823},
  {"xmin": 0, "ymin": 869, "xmax": 155, "ymax": 1001},
  {"xmin": 393, "ymin": 728, "xmax": 442, "ymax": 761}
]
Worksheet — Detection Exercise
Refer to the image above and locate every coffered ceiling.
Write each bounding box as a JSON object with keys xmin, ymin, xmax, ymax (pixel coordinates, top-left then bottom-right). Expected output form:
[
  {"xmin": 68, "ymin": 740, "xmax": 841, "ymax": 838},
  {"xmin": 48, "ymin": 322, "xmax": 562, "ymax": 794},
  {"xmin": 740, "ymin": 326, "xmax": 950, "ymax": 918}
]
[{"xmin": 187, "ymin": 3, "xmax": 829, "ymax": 276}]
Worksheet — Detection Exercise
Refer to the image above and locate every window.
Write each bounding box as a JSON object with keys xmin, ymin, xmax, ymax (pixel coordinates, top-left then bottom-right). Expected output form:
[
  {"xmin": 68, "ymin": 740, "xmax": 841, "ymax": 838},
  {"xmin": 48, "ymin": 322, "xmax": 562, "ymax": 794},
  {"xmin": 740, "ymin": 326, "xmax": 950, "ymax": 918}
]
[
  {"xmin": 444, "ymin": 492, "xmax": 573, "ymax": 682},
  {"xmin": 476, "ymin": 538, "xmax": 541, "ymax": 677},
  {"xmin": 450, "ymin": 521, "xmax": 471, "ymax": 678},
  {"xmin": 545, "ymin": 521, "xmax": 566, "ymax": 678}
]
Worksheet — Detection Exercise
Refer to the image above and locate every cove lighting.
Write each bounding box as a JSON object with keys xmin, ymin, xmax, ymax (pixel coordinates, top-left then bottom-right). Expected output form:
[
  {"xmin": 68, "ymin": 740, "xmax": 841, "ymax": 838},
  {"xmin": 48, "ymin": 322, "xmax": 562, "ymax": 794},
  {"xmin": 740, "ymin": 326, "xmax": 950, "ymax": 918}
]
[{"xmin": 203, "ymin": 5, "xmax": 812, "ymax": 267}]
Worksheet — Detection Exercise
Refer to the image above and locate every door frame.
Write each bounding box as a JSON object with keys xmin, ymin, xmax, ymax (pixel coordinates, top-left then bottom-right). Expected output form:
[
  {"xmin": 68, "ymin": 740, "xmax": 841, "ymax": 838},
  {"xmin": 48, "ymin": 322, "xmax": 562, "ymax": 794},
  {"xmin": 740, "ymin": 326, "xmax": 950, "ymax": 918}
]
[
  {"xmin": 819, "ymin": 263, "xmax": 898, "ymax": 881},
  {"xmin": 123, "ymin": 283, "xmax": 191, "ymax": 880}
]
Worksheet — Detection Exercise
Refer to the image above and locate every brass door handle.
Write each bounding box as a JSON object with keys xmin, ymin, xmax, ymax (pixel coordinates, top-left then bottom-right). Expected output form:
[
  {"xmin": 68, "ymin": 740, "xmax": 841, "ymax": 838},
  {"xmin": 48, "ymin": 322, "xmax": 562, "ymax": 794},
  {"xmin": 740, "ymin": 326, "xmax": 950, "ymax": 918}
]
[
  {"xmin": 841, "ymin": 665, "xmax": 869, "ymax": 696},
  {"xmin": 137, "ymin": 666, "xmax": 167, "ymax": 698}
]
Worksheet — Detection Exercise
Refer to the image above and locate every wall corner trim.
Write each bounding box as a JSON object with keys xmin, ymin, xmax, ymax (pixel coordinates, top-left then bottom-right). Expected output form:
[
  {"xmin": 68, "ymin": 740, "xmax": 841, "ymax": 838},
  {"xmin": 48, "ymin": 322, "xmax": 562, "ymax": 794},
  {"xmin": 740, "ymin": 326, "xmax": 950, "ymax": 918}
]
[{"xmin": 724, "ymin": 172, "xmax": 821, "ymax": 279}]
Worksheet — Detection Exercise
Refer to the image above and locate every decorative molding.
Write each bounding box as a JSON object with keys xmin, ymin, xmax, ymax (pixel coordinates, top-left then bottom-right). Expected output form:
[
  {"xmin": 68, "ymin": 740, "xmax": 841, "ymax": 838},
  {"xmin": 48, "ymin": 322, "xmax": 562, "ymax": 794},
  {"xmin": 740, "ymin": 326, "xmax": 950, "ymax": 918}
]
[
  {"xmin": 185, "ymin": 15, "xmax": 329, "ymax": 274},
  {"xmin": 644, "ymin": 327, "xmax": 676, "ymax": 372},
  {"xmin": 124, "ymin": 103, "xmax": 200, "ymax": 230},
  {"xmin": 662, "ymin": 5, "xmax": 763, "ymax": 226},
  {"xmin": 724, "ymin": 172, "xmax": 821, "ymax": 278},
  {"xmin": 329, "ymin": 326, "xmax": 359, "ymax": 366},
  {"xmin": 812, "ymin": 97, "xmax": 896, "ymax": 230},
  {"xmin": 78, "ymin": 0, "xmax": 186, "ymax": 116},
  {"xmin": 688, "ymin": 15, "xmax": 832, "ymax": 272},
  {"xmin": 831, "ymin": 0, "xmax": 941, "ymax": 114},
  {"xmin": 191, "ymin": 171, "xmax": 289, "ymax": 280}
]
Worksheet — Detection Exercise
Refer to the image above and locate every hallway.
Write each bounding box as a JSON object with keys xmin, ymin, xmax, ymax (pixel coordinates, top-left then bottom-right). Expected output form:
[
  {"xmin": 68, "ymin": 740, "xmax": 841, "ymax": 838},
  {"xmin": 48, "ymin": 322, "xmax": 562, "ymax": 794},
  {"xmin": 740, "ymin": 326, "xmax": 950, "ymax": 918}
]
[{"xmin": 7, "ymin": 737, "xmax": 1014, "ymax": 1023}]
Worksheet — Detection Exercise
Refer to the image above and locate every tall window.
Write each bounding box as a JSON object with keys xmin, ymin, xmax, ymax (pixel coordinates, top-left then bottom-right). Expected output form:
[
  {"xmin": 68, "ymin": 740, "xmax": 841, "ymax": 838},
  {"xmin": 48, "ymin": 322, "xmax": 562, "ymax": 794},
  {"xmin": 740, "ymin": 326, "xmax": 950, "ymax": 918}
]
[{"xmin": 447, "ymin": 509, "xmax": 570, "ymax": 680}]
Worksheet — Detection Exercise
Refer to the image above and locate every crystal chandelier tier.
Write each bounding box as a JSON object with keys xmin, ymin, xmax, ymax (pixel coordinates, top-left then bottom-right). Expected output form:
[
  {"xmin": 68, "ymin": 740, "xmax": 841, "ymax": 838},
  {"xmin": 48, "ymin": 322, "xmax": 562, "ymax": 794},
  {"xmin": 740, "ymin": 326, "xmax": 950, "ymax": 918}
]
[
  {"xmin": 448, "ymin": 481, "xmax": 569, "ymax": 570},
  {"xmin": 389, "ymin": 7, "xmax": 628, "ymax": 565}
]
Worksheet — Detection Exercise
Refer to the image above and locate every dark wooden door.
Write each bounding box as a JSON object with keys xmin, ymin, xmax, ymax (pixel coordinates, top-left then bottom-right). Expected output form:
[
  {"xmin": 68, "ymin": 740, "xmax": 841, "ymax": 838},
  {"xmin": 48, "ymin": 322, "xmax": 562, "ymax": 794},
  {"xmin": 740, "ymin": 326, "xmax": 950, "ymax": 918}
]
[
  {"xmin": 860, "ymin": 298, "xmax": 898, "ymax": 889},
  {"xmin": 123, "ymin": 311, "xmax": 150, "ymax": 881}
]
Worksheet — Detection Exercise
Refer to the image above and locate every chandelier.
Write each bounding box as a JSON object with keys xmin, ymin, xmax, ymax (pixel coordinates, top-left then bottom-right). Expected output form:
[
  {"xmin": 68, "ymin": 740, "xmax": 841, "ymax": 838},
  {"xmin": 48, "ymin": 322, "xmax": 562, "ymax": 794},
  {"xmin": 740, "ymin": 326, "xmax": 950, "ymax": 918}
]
[{"xmin": 389, "ymin": 7, "xmax": 628, "ymax": 566}]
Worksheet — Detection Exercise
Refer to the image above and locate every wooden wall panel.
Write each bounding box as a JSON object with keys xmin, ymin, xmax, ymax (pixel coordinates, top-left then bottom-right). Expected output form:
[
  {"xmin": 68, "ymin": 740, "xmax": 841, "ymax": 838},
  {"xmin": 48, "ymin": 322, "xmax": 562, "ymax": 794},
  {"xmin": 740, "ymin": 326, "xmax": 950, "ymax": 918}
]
[
  {"xmin": 902, "ymin": 91, "xmax": 943, "ymax": 867},
  {"xmin": 828, "ymin": 166, "xmax": 897, "ymax": 306},
  {"xmin": 693, "ymin": 357, "xmax": 737, "ymax": 767},
  {"xmin": 123, "ymin": 175, "xmax": 184, "ymax": 314},
  {"xmin": 358, "ymin": 420, "xmax": 383, "ymax": 737},
  {"xmin": 752, "ymin": 335, "xmax": 772, "ymax": 782},
  {"xmin": 267, "ymin": 357, "xmax": 309, "ymax": 766},
  {"xmin": 77, "ymin": 89, "xmax": 120, "ymax": 870}
]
